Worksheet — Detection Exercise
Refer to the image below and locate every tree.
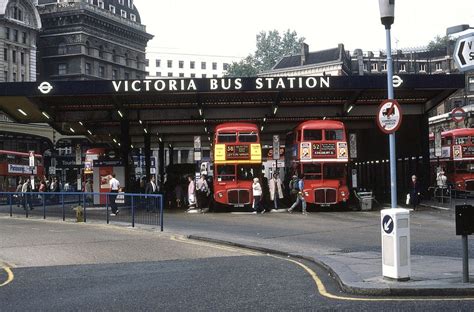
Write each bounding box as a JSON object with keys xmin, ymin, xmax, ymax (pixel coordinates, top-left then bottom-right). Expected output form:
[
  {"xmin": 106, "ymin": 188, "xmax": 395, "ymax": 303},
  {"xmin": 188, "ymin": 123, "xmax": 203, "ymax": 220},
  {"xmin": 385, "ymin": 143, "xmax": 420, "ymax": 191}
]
[
  {"xmin": 225, "ymin": 29, "xmax": 305, "ymax": 77},
  {"xmin": 225, "ymin": 55, "xmax": 258, "ymax": 77},
  {"xmin": 427, "ymin": 35, "xmax": 451, "ymax": 52}
]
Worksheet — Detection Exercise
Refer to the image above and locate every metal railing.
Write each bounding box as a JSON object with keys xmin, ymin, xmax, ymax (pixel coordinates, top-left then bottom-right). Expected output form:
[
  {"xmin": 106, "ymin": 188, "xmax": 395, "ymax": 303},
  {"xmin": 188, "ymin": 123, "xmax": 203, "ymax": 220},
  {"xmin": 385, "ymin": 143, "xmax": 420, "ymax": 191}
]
[{"xmin": 0, "ymin": 191, "xmax": 164, "ymax": 231}]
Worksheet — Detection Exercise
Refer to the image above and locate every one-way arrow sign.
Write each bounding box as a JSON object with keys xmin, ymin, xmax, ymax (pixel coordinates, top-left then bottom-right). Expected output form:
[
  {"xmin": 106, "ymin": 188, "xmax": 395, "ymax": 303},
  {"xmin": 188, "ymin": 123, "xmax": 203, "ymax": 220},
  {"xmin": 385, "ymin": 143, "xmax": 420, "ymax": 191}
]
[{"xmin": 454, "ymin": 33, "xmax": 474, "ymax": 72}]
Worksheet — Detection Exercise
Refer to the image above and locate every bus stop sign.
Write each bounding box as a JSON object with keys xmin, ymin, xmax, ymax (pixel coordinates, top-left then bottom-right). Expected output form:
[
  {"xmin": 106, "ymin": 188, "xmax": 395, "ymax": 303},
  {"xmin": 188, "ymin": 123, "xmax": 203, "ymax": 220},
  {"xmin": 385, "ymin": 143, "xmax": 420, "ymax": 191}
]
[{"xmin": 376, "ymin": 99, "xmax": 402, "ymax": 134}]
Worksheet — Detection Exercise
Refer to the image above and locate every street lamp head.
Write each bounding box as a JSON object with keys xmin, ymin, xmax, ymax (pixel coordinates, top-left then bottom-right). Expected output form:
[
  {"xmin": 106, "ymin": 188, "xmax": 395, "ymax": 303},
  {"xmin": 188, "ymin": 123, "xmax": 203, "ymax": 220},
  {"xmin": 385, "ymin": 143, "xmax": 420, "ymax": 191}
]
[{"xmin": 379, "ymin": 0, "xmax": 395, "ymax": 29}]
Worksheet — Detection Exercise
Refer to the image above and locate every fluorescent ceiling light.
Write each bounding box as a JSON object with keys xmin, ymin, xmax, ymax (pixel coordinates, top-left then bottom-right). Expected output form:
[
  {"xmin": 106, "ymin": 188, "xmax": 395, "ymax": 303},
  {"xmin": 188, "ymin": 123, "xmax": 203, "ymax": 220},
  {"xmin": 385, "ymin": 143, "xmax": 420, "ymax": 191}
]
[
  {"xmin": 118, "ymin": 110, "xmax": 123, "ymax": 118},
  {"xmin": 42, "ymin": 112, "xmax": 50, "ymax": 119},
  {"xmin": 79, "ymin": 121, "xmax": 84, "ymax": 126},
  {"xmin": 17, "ymin": 109, "xmax": 27, "ymax": 116},
  {"xmin": 87, "ymin": 130, "xmax": 92, "ymax": 135},
  {"xmin": 144, "ymin": 128, "xmax": 148, "ymax": 134},
  {"xmin": 69, "ymin": 127, "xmax": 75, "ymax": 133},
  {"xmin": 139, "ymin": 120, "xmax": 143, "ymax": 124},
  {"xmin": 273, "ymin": 106, "xmax": 278, "ymax": 115},
  {"xmin": 347, "ymin": 105, "xmax": 354, "ymax": 113}
]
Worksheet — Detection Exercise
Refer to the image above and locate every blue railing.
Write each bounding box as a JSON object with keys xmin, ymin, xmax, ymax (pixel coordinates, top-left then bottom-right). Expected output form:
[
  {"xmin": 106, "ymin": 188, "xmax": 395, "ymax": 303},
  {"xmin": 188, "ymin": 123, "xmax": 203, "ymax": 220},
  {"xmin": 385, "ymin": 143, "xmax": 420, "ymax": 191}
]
[{"xmin": 0, "ymin": 191, "xmax": 164, "ymax": 231}]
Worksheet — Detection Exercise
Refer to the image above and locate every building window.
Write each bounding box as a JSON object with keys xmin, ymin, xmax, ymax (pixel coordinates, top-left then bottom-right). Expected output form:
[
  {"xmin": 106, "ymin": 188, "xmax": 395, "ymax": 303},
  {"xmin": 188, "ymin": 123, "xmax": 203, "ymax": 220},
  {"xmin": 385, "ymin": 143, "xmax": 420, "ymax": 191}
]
[
  {"xmin": 85, "ymin": 41, "xmax": 91, "ymax": 55},
  {"xmin": 112, "ymin": 50, "xmax": 118, "ymax": 63},
  {"xmin": 145, "ymin": 59, "xmax": 149, "ymax": 66},
  {"xmin": 399, "ymin": 63, "xmax": 406, "ymax": 72},
  {"xmin": 12, "ymin": 72, "xmax": 16, "ymax": 82},
  {"xmin": 436, "ymin": 62, "xmax": 442, "ymax": 71},
  {"xmin": 156, "ymin": 72, "xmax": 161, "ymax": 77},
  {"xmin": 112, "ymin": 69, "xmax": 117, "ymax": 79},
  {"xmin": 179, "ymin": 61, "xmax": 184, "ymax": 69},
  {"xmin": 213, "ymin": 74, "xmax": 218, "ymax": 78},
  {"xmin": 202, "ymin": 74, "xmax": 206, "ymax": 78},
  {"xmin": 179, "ymin": 73, "xmax": 184, "ymax": 77},
  {"xmin": 13, "ymin": 7, "xmax": 22, "ymax": 21},
  {"xmin": 190, "ymin": 61, "xmax": 195, "ymax": 69},
  {"xmin": 20, "ymin": 52, "xmax": 24, "ymax": 65},
  {"xmin": 5, "ymin": 27, "xmax": 10, "ymax": 40},
  {"xmin": 85, "ymin": 63, "xmax": 91, "ymax": 75},
  {"xmin": 58, "ymin": 63, "xmax": 67, "ymax": 75},
  {"xmin": 109, "ymin": 5, "xmax": 116, "ymax": 13},
  {"xmin": 201, "ymin": 62, "xmax": 206, "ymax": 70},
  {"xmin": 167, "ymin": 60, "xmax": 172, "ymax": 68},
  {"xmin": 13, "ymin": 29, "xmax": 18, "ymax": 42},
  {"xmin": 130, "ymin": 14, "xmax": 136, "ymax": 22},
  {"xmin": 128, "ymin": 0, "xmax": 133, "ymax": 8},
  {"xmin": 190, "ymin": 73, "xmax": 196, "ymax": 78},
  {"xmin": 21, "ymin": 73, "xmax": 24, "ymax": 81},
  {"xmin": 469, "ymin": 77, "xmax": 474, "ymax": 92},
  {"xmin": 136, "ymin": 56, "xmax": 140, "ymax": 69},
  {"xmin": 22, "ymin": 32, "xmax": 26, "ymax": 44},
  {"xmin": 168, "ymin": 72, "xmax": 173, "ymax": 77},
  {"xmin": 99, "ymin": 46, "xmax": 105, "ymax": 58},
  {"xmin": 11, "ymin": 51, "xmax": 16, "ymax": 63},
  {"xmin": 120, "ymin": 10, "xmax": 127, "ymax": 18},
  {"xmin": 58, "ymin": 43, "xmax": 67, "ymax": 55},
  {"xmin": 212, "ymin": 62, "xmax": 217, "ymax": 70},
  {"xmin": 98, "ymin": 0, "xmax": 104, "ymax": 9},
  {"xmin": 370, "ymin": 62, "xmax": 377, "ymax": 71},
  {"xmin": 156, "ymin": 59, "xmax": 161, "ymax": 67},
  {"xmin": 381, "ymin": 63, "xmax": 387, "ymax": 71},
  {"xmin": 4, "ymin": 71, "xmax": 8, "ymax": 82},
  {"xmin": 99, "ymin": 66, "xmax": 105, "ymax": 78},
  {"xmin": 124, "ymin": 72, "xmax": 129, "ymax": 79},
  {"xmin": 125, "ymin": 53, "xmax": 129, "ymax": 66},
  {"xmin": 118, "ymin": 0, "xmax": 124, "ymax": 5},
  {"xmin": 223, "ymin": 63, "xmax": 229, "ymax": 71},
  {"xmin": 3, "ymin": 48, "xmax": 7, "ymax": 61},
  {"xmin": 420, "ymin": 63, "xmax": 427, "ymax": 72}
]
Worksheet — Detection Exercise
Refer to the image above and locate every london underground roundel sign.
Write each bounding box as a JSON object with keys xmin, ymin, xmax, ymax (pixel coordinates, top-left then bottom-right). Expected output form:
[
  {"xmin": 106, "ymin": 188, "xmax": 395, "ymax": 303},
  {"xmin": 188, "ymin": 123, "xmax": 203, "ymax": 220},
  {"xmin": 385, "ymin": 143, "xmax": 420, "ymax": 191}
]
[
  {"xmin": 376, "ymin": 99, "xmax": 402, "ymax": 134},
  {"xmin": 451, "ymin": 107, "xmax": 466, "ymax": 123}
]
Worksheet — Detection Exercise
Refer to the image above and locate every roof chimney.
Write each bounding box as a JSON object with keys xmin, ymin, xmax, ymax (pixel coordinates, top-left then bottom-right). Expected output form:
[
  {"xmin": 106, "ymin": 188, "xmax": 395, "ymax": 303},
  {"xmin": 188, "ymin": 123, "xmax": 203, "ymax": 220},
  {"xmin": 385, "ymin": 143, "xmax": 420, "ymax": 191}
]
[{"xmin": 301, "ymin": 42, "xmax": 309, "ymax": 66}]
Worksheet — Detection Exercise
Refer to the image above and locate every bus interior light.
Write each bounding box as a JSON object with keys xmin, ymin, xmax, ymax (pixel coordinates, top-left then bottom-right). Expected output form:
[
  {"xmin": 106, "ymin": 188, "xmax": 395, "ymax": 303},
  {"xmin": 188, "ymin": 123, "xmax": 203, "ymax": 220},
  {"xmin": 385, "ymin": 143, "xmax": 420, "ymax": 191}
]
[{"xmin": 17, "ymin": 109, "xmax": 27, "ymax": 116}]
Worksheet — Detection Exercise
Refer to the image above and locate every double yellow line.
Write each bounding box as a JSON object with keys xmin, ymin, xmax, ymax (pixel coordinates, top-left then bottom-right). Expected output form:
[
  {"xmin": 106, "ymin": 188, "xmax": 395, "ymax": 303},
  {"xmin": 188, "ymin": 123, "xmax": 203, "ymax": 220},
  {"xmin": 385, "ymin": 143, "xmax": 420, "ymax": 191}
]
[
  {"xmin": 0, "ymin": 264, "xmax": 14, "ymax": 287},
  {"xmin": 173, "ymin": 235, "xmax": 474, "ymax": 302}
]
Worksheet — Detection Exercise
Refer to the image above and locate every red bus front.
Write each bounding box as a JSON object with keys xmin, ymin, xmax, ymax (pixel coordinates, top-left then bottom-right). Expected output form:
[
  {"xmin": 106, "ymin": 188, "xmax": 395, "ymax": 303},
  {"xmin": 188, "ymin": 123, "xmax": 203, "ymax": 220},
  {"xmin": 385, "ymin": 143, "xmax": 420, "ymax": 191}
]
[
  {"xmin": 213, "ymin": 123, "xmax": 262, "ymax": 208},
  {"xmin": 287, "ymin": 121, "xmax": 349, "ymax": 206}
]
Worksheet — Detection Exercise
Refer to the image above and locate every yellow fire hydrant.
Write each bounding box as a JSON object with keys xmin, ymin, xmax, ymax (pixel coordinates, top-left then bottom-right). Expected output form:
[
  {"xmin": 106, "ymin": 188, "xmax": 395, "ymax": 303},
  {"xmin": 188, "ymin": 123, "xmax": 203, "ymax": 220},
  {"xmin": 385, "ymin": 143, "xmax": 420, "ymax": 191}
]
[{"xmin": 73, "ymin": 206, "xmax": 84, "ymax": 222}]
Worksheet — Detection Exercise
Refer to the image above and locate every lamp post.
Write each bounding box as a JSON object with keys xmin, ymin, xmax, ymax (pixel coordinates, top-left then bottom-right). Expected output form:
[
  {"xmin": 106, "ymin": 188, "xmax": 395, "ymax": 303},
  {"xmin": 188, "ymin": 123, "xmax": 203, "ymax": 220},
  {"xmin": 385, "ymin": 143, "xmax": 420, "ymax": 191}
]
[{"xmin": 379, "ymin": 0, "xmax": 397, "ymax": 208}]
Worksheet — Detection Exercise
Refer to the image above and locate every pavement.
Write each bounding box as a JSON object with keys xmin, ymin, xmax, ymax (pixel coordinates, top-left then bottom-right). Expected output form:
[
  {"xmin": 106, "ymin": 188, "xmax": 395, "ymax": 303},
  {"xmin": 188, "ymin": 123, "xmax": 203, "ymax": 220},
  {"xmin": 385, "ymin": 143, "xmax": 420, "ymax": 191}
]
[{"xmin": 2, "ymin": 198, "xmax": 474, "ymax": 298}]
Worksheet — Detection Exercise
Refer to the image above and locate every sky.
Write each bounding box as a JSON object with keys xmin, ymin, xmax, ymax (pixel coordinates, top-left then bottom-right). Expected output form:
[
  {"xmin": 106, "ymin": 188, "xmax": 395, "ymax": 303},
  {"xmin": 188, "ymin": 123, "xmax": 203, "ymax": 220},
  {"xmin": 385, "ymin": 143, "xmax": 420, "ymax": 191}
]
[{"xmin": 134, "ymin": 0, "xmax": 474, "ymax": 58}]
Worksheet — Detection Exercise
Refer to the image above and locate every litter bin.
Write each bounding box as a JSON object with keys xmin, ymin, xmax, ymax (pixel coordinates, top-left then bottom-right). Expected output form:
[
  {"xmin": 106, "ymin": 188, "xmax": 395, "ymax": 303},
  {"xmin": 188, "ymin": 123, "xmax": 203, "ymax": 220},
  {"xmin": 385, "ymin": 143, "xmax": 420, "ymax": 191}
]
[{"xmin": 356, "ymin": 191, "xmax": 374, "ymax": 211}]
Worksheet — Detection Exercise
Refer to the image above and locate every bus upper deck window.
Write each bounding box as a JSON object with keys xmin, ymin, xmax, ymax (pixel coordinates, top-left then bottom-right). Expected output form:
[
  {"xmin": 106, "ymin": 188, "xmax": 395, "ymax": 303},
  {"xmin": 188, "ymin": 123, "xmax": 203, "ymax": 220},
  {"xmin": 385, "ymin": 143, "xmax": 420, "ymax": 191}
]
[
  {"xmin": 455, "ymin": 136, "xmax": 470, "ymax": 145},
  {"xmin": 303, "ymin": 130, "xmax": 322, "ymax": 141},
  {"xmin": 217, "ymin": 133, "xmax": 237, "ymax": 143},
  {"xmin": 325, "ymin": 130, "xmax": 343, "ymax": 141},
  {"xmin": 238, "ymin": 132, "xmax": 258, "ymax": 142}
]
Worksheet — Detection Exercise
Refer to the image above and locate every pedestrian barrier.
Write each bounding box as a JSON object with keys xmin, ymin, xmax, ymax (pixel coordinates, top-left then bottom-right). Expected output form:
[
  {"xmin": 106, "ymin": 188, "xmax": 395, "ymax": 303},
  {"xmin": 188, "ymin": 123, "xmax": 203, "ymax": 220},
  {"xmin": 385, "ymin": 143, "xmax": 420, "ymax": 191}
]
[{"xmin": 0, "ymin": 191, "xmax": 164, "ymax": 231}]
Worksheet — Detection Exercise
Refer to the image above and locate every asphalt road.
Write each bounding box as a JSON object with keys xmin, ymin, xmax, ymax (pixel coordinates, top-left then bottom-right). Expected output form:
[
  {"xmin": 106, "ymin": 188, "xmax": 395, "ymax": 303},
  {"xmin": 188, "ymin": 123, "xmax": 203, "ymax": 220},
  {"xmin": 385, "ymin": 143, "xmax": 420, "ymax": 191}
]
[{"xmin": 1, "ymin": 218, "xmax": 474, "ymax": 311}]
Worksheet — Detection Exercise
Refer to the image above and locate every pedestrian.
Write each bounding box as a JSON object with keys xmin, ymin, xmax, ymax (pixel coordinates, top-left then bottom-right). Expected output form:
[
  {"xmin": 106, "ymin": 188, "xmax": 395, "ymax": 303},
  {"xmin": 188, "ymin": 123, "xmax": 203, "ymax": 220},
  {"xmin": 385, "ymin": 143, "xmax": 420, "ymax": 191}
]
[
  {"xmin": 269, "ymin": 172, "xmax": 284, "ymax": 211},
  {"xmin": 174, "ymin": 181, "xmax": 184, "ymax": 209},
  {"xmin": 252, "ymin": 177, "xmax": 264, "ymax": 214},
  {"xmin": 196, "ymin": 174, "xmax": 210, "ymax": 211},
  {"xmin": 287, "ymin": 174, "xmax": 307, "ymax": 215},
  {"xmin": 109, "ymin": 173, "xmax": 120, "ymax": 215},
  {"xmin": 84, "ymin": 179, "xmax": 93, "ymax": 204},
  {"xmin": 289, "ymin": 174, "xmax": 299, "ymax": 202},
  {"xmin": 186, "ymin": 175, "xmax": 196, "ymax": 211},
  {"xmin": 21, "ymin": 178, "xmax": 33, "ymax": 211},
  {"xmin": 145, "ymin": 175, "xmax": 159, "ymax": 212},
  {"xmin": 38, "ymin": 178, "xmax": 47, "ymax": 204},
  {"xmin": 15, "ymin": 178, "xmax": 23, "ymax": 207},
  {"xmin": 50, "ymin": 177, "xmax": 59, "ymax": 203},
  {"xmin": 409, "ymin": 174, "xmax": 421, "ymax": 210}
]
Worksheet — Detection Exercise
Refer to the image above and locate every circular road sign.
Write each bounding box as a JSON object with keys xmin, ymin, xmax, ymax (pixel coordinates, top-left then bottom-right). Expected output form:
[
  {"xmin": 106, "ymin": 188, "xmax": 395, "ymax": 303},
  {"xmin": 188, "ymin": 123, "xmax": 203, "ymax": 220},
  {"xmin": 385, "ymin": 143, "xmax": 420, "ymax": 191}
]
[
  {"xmin": 451, "ymin": 107, "xmax": 466, "ymax": 123},
  {"xmin": 376, "ymin": 99, "xmax": 403, "ymax": 134},
  {"xmin": 382, "ymin": 215, "xmax": 394, "ymax": 234}
]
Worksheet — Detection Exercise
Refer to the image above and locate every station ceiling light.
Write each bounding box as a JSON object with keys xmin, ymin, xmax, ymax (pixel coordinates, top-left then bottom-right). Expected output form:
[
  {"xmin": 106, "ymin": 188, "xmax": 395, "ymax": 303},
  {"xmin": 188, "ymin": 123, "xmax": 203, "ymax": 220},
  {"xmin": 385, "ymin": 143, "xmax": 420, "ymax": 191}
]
[
  {"xmin": 273, "ymin": 106, "xmax": 278, "ymax": 115},
  {"xmin": 144, "ymin": 128, "xmax": 148, "ymax": 134},
  {"xmin": 139, "ymin": 120, "xmax": 143, "ymax": 125},
  {"xmin": 69, "ymin": 127, "xmax": 75, "ymax": 133},
  {"xmin": 113, "ymin": 138, "xmax": 117, "ymax": 143},
  {"xmin": 42, "ymin": 112, "xmax": 50, "ymax": 119},
  {"xmin": 117, "ymin": 110, "xmax": 124, "ymax": 118},
  {"xmin": 87, "ymin": 130, "xmax": 92, "ymax": 135},
  {"xmin": 347, "ymin": 105, "xmax": 354, "ymax": 113},
  {"xmin": 159, "ymin": 137, "xmax": 162, "ymax": 143},
  {"xmin": 17, "ymin": 109, "xmax": 27, "ymax": 116},
  {"xmin": 78, "ymin": 121, "xmax": 84, "ymax": 126}
]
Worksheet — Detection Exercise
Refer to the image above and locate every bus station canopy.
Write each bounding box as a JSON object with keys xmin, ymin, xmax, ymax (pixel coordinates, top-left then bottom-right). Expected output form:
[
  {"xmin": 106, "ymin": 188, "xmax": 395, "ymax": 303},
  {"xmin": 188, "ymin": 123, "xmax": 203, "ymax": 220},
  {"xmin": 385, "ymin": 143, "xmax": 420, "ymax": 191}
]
[{"xmin": 0, "ymin": 75, "xmax": 464, "ymax": 147}]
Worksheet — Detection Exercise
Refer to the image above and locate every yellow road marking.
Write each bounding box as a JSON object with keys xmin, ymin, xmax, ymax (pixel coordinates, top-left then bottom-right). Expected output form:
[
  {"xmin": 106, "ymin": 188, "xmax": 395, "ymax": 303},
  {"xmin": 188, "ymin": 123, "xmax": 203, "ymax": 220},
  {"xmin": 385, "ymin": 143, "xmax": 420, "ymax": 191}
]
[
  {"xmin": 0, "ymin": 265, "xmax": 14, "ymax": 287},
  {"xmin": 170, "ymin": 235, "xmax": 261, "ymax": 256}
]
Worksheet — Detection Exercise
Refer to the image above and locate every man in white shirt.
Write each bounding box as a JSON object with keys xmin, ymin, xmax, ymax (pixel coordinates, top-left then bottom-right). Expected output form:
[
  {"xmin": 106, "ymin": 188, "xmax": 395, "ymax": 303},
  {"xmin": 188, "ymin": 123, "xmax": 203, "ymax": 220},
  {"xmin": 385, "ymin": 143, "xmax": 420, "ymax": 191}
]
[{"xmin": 109, "ymin": 173, "xmax": 120, "ymax": 215}]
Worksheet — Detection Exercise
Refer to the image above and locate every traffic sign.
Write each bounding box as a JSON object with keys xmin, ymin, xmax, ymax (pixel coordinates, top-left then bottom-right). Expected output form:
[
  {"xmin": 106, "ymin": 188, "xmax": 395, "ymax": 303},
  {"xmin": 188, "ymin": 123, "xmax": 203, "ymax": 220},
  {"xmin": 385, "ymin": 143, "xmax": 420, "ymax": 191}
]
[
  {"xmin": 434, "ymin": 129, "xmax": 442, "ymax": 157},
  {"xmin": 454, "ymin": 33, "xmax": 474, "ymax": 72},
  {"xmin": 376, "ymin": 99, "xmax": 402, "ymax": 134},
  {"xmin": 382, "ymin": 215, "xmax": 394, "ymax": 234},
  {"xmin": 29, "ymin": 151, "xmax": 35, "ymax": 168},
  {"xmin": 392, "ymin": 75, "xmax": 403, "ymax": 88},
  {"xmin": 272, "ymin": 135, "xmax": 280, "ymax": 160},
  {"xmin": 451, "ymin": 107, "xmax": 466, "ymax": 123}
]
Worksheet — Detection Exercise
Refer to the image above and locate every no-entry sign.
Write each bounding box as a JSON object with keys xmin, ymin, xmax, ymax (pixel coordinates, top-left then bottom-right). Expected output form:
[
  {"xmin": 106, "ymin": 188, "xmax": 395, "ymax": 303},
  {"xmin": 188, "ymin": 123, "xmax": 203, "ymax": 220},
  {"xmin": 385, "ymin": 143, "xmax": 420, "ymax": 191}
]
[{"xmin": 376, "ymin": 99, "xmax": 403, "ymax": 134}]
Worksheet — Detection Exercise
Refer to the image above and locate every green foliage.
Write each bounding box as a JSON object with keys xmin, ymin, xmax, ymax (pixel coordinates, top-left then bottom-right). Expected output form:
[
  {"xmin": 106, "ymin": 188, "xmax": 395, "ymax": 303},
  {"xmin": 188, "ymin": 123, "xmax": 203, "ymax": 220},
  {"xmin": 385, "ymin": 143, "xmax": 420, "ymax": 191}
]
[
  {"xmin": 427, "ymin": 35, "xmax": 451, "ymax": 51},
  {"xmin": 225, "ymin": 29, "xmax": 305, "ymax": 77}
]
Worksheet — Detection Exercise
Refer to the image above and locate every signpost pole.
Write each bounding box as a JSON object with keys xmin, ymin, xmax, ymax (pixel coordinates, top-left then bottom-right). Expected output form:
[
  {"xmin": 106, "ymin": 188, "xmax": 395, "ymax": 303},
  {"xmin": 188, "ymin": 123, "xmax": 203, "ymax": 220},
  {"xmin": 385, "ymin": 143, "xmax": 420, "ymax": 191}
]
[
  {"xmin": 386, "ymin": 28, "xmax": 398, "ymax": 209},
  {"xmin": 462, "ymin": 235, "xmax": 469, "ymax": 282}
]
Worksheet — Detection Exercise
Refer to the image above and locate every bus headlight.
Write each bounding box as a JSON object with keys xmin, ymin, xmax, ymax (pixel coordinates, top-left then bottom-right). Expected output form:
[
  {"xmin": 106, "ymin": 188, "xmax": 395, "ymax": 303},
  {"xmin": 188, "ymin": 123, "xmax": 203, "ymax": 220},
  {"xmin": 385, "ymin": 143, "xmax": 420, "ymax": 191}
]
[
  {"xmin": 304, "ymin": 191, "xmax": 309, "ymax": 196},
  {"xmin": 218, "ymin": 192, "xmax": 224, "ymax": 198},
  {"xmin": 341, "ymin": 191, "xmax": 346, "ymax": 197}
]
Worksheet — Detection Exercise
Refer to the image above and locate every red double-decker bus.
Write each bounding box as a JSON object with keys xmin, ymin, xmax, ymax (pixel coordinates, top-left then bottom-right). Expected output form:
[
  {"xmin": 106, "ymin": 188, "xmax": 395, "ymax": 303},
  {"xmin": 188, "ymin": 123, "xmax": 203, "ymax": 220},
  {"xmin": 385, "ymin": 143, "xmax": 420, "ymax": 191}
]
[
  {"xmin": 0, "ymin": 150, "xmax": 44, "ymax": 192},
  {"xmin": 285, "ymin": 120, "xmax": 349, "ymax": 207},
  {"xmin": 429, "ymin": 128, "xmax": 474, "ymax": 191},
  {"xmin": 213, "ymin": 123, "xmax": 262, "ymax": 209}
]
